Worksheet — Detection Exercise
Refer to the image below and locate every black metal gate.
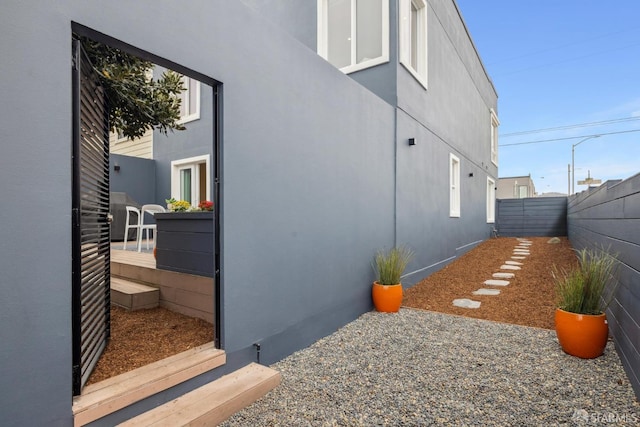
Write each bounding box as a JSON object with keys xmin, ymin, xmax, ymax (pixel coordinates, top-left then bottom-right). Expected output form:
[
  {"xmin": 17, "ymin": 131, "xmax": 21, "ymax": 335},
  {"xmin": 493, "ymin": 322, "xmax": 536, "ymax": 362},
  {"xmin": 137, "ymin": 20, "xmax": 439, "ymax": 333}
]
[{"xmin": 71, "ymin": 39, "xmax": 111, "ymax": 395}]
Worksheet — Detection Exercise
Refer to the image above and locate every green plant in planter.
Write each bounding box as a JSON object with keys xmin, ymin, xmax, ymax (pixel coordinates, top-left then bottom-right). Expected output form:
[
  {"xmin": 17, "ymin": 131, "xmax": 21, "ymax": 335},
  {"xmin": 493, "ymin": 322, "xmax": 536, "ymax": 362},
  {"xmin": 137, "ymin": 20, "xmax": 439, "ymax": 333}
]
[
  {"xmin": 374, "ymin": 246, "xmax": 414, "ymax": 285},
  {"xmin": 553, "ymin": 247, "xmax": 618, "ymax": 315}
]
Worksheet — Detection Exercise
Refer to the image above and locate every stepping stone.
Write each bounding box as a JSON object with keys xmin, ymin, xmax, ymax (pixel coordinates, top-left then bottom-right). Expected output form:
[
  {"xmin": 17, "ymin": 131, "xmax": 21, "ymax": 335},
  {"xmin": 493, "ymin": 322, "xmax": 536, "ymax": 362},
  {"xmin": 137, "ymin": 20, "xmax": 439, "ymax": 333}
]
[
  {"xmin": 513, "ymin": 250, "xmax": 530, "ymax": 254},
  {"xmin": 512, "ymin": 256, "xmax": 526, "ymax": 260},
  {"xmin": 453, "ymin": 298, "xmax": 481, "ymax": 309},
  {"xmin": 515, "ymin": 246, "xmax": 529, "ymax": 249},
  {"xmin": 473, "ymin": 288, "xmax": 501, "ymax": 296},
  {"xmin": 484, "ymin": 279, "xmax": 510, "ymax": 286},
  {"xmin": 501, "ymin": 265, "xmax": 521, "ymax": 270},
  {"xmin": 505, "ymin": 261, "xmax": 523, "ymax": 266},
  {"xmin": 493, "ymin": 272, "xmax": 514, "ymax": 279}
]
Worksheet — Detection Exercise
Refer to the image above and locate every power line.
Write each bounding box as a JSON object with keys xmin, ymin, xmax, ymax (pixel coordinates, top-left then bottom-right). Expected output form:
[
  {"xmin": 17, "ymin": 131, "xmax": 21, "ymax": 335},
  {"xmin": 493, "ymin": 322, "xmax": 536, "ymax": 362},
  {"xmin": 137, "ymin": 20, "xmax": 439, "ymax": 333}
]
[
  {"xmin": 502, "ymin": 116, "xmax": 640, "ymax": 138},
  {"xmin": 499, "ymin": 129, "xmax": 640, "ymax": 147}
]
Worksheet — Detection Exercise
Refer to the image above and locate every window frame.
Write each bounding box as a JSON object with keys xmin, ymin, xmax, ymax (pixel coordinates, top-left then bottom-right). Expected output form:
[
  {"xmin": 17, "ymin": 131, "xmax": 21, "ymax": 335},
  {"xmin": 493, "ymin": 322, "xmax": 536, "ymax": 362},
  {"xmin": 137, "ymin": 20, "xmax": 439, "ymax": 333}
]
[
  {"xmin": 490, "ymin": 109, "xmax": 499, "ymax": 166},
  {"xmin": 449, "ymin": 153, "xmax": 460, "ymax": 218},
  {"xmin": 170, "ymin": 154, "xmax": 210, "ymax": 206},
  {"xmin": 317, "ymin": 0, "xmax": 390, "ymax": 74},
  {"xmin": 486, "ymin": 177, "xmax": 496, "ymax": 223},
  {"xmin": 177, "ymin": 76, "xmax": 201, "ymax": 125},
  {"xmin": 399, "ymin": 0, "xmax": 427, "ymax": 89}
]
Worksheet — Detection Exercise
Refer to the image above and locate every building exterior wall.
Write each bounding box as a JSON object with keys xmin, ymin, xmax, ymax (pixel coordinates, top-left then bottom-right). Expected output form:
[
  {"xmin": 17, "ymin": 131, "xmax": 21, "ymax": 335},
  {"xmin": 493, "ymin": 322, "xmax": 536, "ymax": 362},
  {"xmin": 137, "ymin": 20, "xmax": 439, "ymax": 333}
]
[
  {"xmin": 497, "ymin": 176, "xmax": 536, "ymax": 199},
  {"xmin": 109, "ymin": 129, "xmax": 153, "ymax": 159},
  {"xmin": 152, "ymin": 72, "xmax": 215, "ymax": 207},
  {"xmin": 109, "ymin": 154, "xmax": 156, "ymax": 206},
  {"xmin": 568, "ymin": 175, "xmax": 640, "ymax": 399},
  {"xmin": 0, "ymin": 1, "xmax": 496, "ymax": 424}
]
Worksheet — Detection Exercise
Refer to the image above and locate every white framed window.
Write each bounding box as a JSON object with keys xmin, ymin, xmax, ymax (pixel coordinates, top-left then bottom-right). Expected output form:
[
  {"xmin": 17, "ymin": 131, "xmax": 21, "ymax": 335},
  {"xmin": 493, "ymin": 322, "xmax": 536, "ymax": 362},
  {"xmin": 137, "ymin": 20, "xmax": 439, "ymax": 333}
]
[
  {"xmin": 490, "ymin": 109, "xmax": 499, "ymax": 166},
  {"xmin": 317, "ymin": 0, "xmax": 389, "ymax": 74},
  {"xmin": 177, "ymin": 76, "xmax": 200, "ymax": 124},
  {"xmin": 399, "ymin": 0, "xmax": 427, "ymax": 88},
  {"xmin": 517, "ymin": 185, "xmax": 529, "ymax": 199},
  {"xmin": 449, "ymin": 153, "xmax": 460, "ymax": 217},
  {"xmin": 171, "ymin": 154, "xmax": 210, "ymax": 206},
  {"xmin": 487, "ymin": 177, "xmax": 496, "ymax": 223}
]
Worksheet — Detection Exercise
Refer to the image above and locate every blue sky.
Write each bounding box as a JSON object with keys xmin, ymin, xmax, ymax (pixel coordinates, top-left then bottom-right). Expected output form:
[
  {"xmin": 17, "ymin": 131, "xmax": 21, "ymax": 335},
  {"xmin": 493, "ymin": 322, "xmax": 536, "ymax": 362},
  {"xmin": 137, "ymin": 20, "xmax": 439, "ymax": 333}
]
[{"xmin": 456, "ymin": 0, "xmax": 640, "ymax": 194}]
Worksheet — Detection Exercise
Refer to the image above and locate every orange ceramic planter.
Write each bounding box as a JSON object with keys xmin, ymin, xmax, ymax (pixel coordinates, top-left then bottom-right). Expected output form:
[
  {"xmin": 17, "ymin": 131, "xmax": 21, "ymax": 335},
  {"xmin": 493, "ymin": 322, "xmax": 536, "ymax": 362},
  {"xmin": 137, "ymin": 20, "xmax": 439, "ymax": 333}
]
[
  {"xmin": 555, "ymin": 308, "xmax": 608, "ymax": 359},
  {"xmin": 372, "ymin": 282, "xmax": 403, "ymax": 313}
]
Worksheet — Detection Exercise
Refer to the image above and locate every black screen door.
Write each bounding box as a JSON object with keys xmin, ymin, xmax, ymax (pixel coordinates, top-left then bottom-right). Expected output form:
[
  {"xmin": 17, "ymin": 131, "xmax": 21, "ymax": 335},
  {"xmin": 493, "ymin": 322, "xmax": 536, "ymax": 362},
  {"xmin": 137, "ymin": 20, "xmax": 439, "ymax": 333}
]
[{"xmin": 71, "ymin": 38, "xmax": 111, "ymax": 395}]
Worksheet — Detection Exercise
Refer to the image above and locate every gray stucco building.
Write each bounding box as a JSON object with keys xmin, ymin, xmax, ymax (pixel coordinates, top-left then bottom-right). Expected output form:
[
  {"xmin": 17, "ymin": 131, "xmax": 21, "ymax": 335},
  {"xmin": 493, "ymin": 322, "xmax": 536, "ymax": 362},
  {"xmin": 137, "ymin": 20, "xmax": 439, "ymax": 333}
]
[{"xmin": 0, "ymin": 1, "xmax": 497, "ymax": 425}]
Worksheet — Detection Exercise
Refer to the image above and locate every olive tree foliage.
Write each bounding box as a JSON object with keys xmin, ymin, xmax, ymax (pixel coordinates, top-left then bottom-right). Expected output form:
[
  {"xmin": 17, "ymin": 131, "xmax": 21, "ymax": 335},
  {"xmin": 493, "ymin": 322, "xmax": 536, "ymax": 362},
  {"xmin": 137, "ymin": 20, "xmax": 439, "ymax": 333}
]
[{"xmin": 79, "ymin": 36, "xmax": 186, "ymax": 140}]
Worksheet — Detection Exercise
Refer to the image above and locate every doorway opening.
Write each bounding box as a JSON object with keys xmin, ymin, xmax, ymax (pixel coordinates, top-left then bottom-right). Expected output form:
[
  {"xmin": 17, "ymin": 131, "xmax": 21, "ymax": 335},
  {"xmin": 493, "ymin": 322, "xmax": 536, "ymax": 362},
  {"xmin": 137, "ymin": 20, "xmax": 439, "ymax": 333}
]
[{"xmin": 71, "ymin": 23, "xmax": 222, "ymax": 395}]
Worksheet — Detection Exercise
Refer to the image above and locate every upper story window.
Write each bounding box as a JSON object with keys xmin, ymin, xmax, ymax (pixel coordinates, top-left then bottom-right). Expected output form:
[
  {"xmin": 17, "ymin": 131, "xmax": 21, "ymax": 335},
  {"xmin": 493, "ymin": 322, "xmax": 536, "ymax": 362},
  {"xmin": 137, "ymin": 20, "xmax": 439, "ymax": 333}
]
[
  {"xmin": 491, "ymin": 109, "xmax": 499, "ymax": 166},
  {"xmin": 449, "ymin": 153, "xmax": 460, "ymax": 217},
  {"xmin": 177, "ymin": 76, "xmax": 200, "ymax": 124},
  {"xmin": 399, "ymin": 0, "xmax": 427, "ymax": 88},
  {"xmin": 317, "ymin": 0, "xmax": 389, "ymax": 74}
]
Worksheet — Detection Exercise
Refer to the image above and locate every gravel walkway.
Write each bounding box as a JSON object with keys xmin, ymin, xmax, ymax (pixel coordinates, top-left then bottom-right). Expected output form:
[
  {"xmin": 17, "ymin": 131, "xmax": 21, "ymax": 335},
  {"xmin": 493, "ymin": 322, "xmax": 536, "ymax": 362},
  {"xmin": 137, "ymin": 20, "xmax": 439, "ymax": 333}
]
[{"xmin": 222, "ymin": 309, "xmax": 638, "ymax": 426}]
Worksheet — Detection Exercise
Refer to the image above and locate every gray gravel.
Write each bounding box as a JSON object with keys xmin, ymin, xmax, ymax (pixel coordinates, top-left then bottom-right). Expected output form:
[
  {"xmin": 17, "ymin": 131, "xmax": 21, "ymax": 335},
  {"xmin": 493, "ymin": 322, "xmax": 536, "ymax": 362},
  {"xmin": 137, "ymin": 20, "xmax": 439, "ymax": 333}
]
[{"xmin": 222, "ymin": 309, "xmax": 639, "ymax": 426}]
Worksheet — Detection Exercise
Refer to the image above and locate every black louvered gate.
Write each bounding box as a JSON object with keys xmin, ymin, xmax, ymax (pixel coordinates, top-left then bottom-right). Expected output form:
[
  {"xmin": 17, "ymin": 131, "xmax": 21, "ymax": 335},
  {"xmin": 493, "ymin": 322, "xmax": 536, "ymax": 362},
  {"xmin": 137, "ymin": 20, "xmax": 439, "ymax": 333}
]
[{"xmin": 71, "ymin": 38, "xmax": 111, "ymax": 396}]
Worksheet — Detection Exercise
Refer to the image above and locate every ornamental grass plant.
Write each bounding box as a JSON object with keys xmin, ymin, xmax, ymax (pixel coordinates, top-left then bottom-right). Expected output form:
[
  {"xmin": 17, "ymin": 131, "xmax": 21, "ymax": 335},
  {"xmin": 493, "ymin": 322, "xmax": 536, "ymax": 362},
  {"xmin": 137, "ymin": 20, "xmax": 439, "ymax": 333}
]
[
  {"xmin": 374, "ymin": 246, "xmax": 414, "ymax": 286},
  {"xmin": 554, "ymin": 247, "xmax": 619, "ymax": 315}
]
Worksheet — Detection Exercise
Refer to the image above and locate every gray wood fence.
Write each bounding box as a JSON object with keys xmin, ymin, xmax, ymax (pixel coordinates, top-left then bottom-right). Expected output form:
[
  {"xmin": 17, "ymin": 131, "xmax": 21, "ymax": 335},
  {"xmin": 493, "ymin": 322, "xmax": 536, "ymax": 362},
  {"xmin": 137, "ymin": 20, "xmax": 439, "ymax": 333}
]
[
  {"xmin": 496, "ymin": 197, "xmax": 567, "ymax": 237},
  {"xmin": 568, "ymin": 175, "xmax": 640, "ymax": 399}
]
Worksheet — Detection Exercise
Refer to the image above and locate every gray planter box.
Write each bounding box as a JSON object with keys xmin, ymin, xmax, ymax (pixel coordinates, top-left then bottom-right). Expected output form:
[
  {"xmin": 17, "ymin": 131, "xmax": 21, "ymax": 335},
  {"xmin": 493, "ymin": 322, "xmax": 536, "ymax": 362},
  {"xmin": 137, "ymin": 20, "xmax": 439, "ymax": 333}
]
[{"xmin": 155, "ymin": 211, "xmax": 214, "ymax": 277}]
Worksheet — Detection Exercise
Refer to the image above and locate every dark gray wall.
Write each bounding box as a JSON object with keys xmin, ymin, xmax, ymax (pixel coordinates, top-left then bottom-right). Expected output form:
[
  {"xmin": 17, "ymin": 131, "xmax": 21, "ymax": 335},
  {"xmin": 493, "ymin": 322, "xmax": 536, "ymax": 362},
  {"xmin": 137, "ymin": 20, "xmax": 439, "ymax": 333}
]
[
  {"xmin": 0, "ymin": 1, "xmax": 496, "ymax": 425},
  {"xmin": 496, "ymin": 197, "xmax": 568, "ymax": 237},
  {"xmin": 109, "ymin": 154, "xmax": 156, "ymax": 205},
  {"xmin": 568, "ymin": 175, "xmax": 640, "ymax": 399}
]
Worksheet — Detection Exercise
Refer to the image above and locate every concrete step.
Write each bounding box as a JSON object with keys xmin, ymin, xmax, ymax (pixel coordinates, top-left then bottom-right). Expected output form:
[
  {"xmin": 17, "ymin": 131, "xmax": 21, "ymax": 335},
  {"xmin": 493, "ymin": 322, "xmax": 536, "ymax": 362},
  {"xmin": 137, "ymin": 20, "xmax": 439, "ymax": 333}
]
[
  {"xmin": 118, "ymin": 363, "xmax": 281, "ymax": 426},
  {"xmin": 73, "ymin": 343, "xmax": 226, "ymax": 427},
  {"xmin": 111, "ymin": 277, "xmax": 159, "ymax": 311}
]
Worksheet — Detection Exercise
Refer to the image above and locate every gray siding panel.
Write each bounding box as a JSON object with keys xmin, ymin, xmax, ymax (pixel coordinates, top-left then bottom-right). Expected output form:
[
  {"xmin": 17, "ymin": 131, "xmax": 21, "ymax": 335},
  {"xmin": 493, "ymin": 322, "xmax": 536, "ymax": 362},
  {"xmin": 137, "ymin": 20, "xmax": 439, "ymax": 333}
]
[
  {"xmin": 496, "ymin": 197, "xmax": 567, "ymax": 237},
  {"xmin": 568, "ymin": 174, "xmax": 640, "ymax": 399}
]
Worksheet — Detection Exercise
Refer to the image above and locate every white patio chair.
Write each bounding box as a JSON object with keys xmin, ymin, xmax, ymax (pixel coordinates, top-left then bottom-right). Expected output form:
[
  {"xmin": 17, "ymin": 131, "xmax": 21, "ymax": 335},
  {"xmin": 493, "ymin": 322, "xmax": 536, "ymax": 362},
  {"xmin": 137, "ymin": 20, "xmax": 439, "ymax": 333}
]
[
  {"xmin": 122, "ymin": 206, "xmax": 141, "ymax": 250},
  {"xmin": 137, "ymin": 204, "xmax": 166, "ymax": 252}
]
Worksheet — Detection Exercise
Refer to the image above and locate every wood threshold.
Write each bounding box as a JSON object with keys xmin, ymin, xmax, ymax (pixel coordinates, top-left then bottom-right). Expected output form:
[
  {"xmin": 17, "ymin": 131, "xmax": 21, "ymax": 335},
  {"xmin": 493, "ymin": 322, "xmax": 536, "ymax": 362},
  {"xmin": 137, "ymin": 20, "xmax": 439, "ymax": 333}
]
[
  {"xmin": 72, "ymin": 342, "xmax": 225, "ymax": 427},
  {"xmin": 118, "ymin": 363, "xmax": 281, "ymax": 426}
]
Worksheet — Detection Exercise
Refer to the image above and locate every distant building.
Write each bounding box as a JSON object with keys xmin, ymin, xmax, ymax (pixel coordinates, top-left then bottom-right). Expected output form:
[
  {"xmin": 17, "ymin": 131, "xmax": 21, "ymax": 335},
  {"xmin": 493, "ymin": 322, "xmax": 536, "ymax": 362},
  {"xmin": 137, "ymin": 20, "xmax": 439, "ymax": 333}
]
[
  {"xmin": 538, "ymin": 191, "xmax": 567, "ymax": 198},
  {"xmin": 497, "ymin": 175, "xmax": 536, "ymax": 199}
]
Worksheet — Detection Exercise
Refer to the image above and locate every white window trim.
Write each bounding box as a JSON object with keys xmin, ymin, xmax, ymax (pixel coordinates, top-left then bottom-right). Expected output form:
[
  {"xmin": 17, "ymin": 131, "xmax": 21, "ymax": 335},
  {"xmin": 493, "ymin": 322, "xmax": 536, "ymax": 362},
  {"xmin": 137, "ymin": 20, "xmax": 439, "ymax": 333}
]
[
  {"xmin": 490, "ymin": 109, "xmax": 499, "ymax": 166},
  {"xmin": 177, "ymin": 76, "xmax": 201, "ymax": 125},
  {"xmin": 487, "ymin": 177, "xmax": 496, "ymax": 223},
  {"xmin": 170, "ymin": 154, "xmax": 210, "ymax": 205},
  {"xmin": 317, "ymin": 0, "xmax": 390, "ymax": 74},
  {"xmin": 399, "ymin": 0, "xmax": 428, "ymax": 89},
  {"xmin": 449, "ymin": 153, "xmax": 460, "ymax": 218}
]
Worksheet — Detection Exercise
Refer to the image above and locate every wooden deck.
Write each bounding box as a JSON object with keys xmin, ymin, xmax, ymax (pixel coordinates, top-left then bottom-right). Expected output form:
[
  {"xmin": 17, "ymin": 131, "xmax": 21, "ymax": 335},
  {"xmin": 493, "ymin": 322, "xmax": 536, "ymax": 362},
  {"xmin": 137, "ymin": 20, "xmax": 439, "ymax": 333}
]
[
  {"xmin": 110, "ymin": 241, "xmax": 215, "ymax": 323},
  {"xmin": 110, "ymin": 246, "xmax": 156, "ymax": 269}
]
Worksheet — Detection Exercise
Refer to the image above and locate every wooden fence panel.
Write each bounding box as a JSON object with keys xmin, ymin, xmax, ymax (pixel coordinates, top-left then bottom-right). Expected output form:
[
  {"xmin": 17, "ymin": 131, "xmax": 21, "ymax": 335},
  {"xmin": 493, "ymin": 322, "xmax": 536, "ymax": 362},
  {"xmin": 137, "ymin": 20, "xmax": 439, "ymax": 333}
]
[
  {"xmin": 568, "ymin": 174, "xmax": 640, "ymax": 400},
  {"xmin": 496, "ymin": 197, "xmax": 567, "ymax": 237}
]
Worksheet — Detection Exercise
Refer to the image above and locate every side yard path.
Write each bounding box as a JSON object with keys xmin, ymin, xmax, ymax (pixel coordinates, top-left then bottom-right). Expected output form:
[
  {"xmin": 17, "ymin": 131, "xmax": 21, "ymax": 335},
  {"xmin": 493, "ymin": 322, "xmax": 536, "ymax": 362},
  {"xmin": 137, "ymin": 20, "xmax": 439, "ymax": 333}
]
[
  {"xmin": 404, "ymin": 237, "xmax": 577, "ymax": 329},
  {"xmin": 223, "ymin": 237, "xmax": 638, "ymax": 425}
]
